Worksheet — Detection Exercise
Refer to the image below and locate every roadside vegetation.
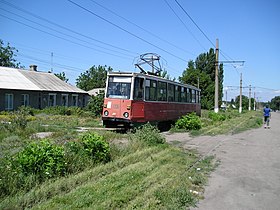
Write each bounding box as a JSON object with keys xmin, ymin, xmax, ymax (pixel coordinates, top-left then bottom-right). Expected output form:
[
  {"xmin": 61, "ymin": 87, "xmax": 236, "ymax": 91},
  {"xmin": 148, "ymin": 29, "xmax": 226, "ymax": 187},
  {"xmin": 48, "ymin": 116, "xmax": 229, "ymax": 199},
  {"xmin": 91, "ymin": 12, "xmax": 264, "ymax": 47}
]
[
  {"xmin": 172, "ymin": 109, "xmax": 263, "ymax": 136},
  {"xmin": 0, "ymin": 107, "xmax": 216, "ymax": 209},
  {"xmin": 0, "ymin": 106, "xmax": 262, "ymax": 209}
]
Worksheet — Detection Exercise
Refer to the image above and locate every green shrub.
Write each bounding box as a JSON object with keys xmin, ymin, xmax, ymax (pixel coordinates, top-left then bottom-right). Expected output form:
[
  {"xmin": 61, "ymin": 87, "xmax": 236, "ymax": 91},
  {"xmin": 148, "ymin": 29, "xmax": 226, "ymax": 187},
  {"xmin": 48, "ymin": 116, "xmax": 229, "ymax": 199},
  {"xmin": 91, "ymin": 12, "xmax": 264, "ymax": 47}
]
[
  {"xmin": 14, "ymin": 140, "xmax": 66, "ymax": 179},
  {"xmin": 208, "ymin": 111, "xmax": 226, "ymax": 121},
  {"xmin": 65, "ymin": 107, "xmax": 84, "ymax": 116},
  {"xmin": 18, "ymin": 106, "xmax": 35, "ymax": 116},
  {"xmin": 64, "ymin": 141, "xmax": 92, "ymax": 173},
  {"xmin": 38, "ymin": 106, "xmax": 84, "ymax": 116},
  {"xmin": 129, "ymin": 123, "xmax": 166, "ymax": 146},
  {"xmin": 86, "ymin": 93, "xmax": 105, "ymax": 116},
  {"xmin": 175, "ymin": 113, "xmax": 202, "ymax": 130},
  {"xmin": 10, "ymin": 109, "xmax": 29, "ymax": 130},
  {"xmin": 80, "ymin": 132, "xmax": 111, "ymax": 163}
]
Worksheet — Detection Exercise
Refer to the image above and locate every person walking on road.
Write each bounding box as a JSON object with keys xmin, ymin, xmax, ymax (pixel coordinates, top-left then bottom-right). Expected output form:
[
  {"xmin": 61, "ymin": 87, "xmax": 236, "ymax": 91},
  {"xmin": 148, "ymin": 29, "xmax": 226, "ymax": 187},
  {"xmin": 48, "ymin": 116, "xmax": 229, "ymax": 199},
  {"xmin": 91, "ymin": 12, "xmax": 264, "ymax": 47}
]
[{"xmin": 263, "ymin": 104, "xmax": 271, "ymax": 128}]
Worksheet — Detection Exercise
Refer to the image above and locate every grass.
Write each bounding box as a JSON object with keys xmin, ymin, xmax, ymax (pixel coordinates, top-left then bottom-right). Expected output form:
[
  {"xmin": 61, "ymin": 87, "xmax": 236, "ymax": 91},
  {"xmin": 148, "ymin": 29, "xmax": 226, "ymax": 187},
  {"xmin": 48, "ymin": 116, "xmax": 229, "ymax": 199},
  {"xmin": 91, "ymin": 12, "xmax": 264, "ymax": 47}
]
[
  {"xmin": 172, "ymin": 110, "xmax": 263, "ymax": 136},
  {"xmin": 0, "ymin": 145, "xmax": 215, "ymax": 210},
  {"xmin": 0, "ymin": 109, "xmax": 217, "ymax": 209}
]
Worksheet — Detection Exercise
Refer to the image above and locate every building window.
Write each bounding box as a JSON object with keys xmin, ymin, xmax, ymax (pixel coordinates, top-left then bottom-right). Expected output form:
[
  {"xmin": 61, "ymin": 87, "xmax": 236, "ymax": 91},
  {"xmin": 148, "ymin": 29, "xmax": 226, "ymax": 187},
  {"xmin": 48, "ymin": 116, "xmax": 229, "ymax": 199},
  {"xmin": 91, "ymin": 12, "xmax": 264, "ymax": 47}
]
[
  {"xmin": 72, "ymin": 94, "xmax": 78, "ymax": 106},
  {"xmin": 21, "ymin": 94, "xmax": 29, "ymax": 106},
  {"xmin": 5, "ymin": 94, "xmax": 13, "ymax": 110},
  {"xmin": 48, "ymin": 93, "xmax": 56, "ymax": 107},
  {"xmin": 62, "ymin": 94, "xmax": 68, "ymax": 107}
]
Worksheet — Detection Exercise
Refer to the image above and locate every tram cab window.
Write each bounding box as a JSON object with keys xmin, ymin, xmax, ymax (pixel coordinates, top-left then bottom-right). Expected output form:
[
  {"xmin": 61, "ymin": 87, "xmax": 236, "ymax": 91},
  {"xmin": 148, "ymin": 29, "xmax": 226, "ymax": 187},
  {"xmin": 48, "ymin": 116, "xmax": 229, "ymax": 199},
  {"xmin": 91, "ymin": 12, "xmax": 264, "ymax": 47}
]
[
  {"xmin": 134, "ymin": 77, "xmax": 144, "ymax": 100},
  {"xmin": 167, "ymin": 84, "xmax": 174, "ymax": 102},
  {"xmin": 158, "ymin": 81, "xmax": 167, "ymax": 101},
  {"xmin": 106, "ymin": 76, "xmax": 131, "ymax": 99}
]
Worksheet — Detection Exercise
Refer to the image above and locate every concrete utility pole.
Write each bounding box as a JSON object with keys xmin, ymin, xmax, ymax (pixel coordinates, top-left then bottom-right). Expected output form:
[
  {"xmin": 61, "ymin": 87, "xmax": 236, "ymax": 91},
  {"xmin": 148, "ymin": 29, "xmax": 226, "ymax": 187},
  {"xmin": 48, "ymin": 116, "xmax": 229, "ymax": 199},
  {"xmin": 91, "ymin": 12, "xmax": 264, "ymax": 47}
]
[
  {"xmin": 248, "ymin": 85, "xmax": 251, "ymax": 111},
  {"xmin": 225, "ymin": 89, "xmax": 228, "ymax": 106},
  {"xmin": 253, "ymin": 91, "xmax": 256, "ymax": 111},
  {"xmin": 214, "ymin": 39, "xmax": 219, "ymax": 113},
  {"xmin": 239, "ymin": 73, "xmax": 242, "ymax": 113}
]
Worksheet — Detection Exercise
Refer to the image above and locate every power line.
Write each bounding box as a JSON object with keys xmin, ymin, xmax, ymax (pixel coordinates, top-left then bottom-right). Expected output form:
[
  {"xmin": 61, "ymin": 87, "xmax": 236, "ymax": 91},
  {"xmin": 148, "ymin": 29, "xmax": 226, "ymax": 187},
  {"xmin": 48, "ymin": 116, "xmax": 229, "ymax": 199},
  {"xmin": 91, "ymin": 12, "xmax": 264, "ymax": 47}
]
[
  {"xmin": 0, "ymin": 13, "xmax": 133, "ymax": 60},
  {"xmin": 17, "ymin": 53, "xmax": 85, "ymax": 72},
  {"xmin": 0, "ymin": 0, "xmax": 137, "ymax": 56},
  {"xmin": 174, "ymin": 0, "xmax": 215, "ymax": 48},
  {"xmin": 163, "ymin": 0, "xmax": 207, "ymax": 51},
  {"xmin": 89, "ymin": 0, "xmax": 194, "ymax": 56},
  {"xmin": 1, "ymin": 39, "xmax": 106, "ymax": 68},
  {"xmin": 67, "ymin": 0, "xmax": 188, "ymax": 63},
  {"xmin": 173, "ymin": 0, "xmax": 244, "ymax": 75}
]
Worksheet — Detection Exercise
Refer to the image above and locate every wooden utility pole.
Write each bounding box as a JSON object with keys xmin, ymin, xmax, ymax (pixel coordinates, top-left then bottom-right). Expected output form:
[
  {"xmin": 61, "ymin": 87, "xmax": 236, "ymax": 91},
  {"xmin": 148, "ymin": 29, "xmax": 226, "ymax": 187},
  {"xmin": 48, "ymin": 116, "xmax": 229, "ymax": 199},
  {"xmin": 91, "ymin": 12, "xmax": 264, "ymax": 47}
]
[
  {"xmin": 214, "ymin": 39, "xmax": 219, "ymax": 113},
  {"xmin": 248, "ymin": 85, "xmax": 251, "ymax": 111},
  {"xmin": 239, "ymin": 73, "xmax": 242, "ymax": 113}
]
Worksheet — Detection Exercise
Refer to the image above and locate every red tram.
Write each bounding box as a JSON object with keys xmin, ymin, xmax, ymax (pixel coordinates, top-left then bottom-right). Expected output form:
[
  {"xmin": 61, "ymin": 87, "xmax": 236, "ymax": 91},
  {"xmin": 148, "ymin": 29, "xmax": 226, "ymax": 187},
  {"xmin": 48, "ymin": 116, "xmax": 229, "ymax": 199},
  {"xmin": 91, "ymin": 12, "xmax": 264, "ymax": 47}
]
[{"xmin": 102, "ymin": 72, "xmax": 201, "ymax": 129}]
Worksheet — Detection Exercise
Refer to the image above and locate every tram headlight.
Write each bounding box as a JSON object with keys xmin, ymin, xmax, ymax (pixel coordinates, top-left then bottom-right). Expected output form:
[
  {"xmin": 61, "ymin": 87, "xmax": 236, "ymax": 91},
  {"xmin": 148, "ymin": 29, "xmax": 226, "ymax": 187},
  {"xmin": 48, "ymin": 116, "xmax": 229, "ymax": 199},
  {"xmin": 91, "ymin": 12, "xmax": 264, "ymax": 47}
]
[
  {"xmin": 104, "ymin": 110, "xmax": 109, "ymax": 116},
  {"xmin": 123, "ymin": 112, "xmax": 129, "ymax": 118}
]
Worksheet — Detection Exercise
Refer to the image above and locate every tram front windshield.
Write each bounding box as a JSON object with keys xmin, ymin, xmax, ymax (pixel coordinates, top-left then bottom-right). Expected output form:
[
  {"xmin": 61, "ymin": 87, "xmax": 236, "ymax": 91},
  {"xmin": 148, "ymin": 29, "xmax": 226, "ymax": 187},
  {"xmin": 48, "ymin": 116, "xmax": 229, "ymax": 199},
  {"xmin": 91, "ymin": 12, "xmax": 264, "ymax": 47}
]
[{"xmin": 106, "ymin": 76, "xmax": 131, "ymax": 99}]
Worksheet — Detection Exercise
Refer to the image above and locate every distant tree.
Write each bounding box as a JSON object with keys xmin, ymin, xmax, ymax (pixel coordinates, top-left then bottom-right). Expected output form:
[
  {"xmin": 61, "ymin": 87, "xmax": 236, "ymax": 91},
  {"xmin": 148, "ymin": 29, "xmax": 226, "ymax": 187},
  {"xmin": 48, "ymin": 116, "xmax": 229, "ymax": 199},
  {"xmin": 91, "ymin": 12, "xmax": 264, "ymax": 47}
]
[
  {"xmin": 55, "ymin": 72, "xmax": 69, "ymax": 83},
  {"xmin": 179, "ymin": 49, "xmax": 224, "ymax": 110},
  {"xmin": 270, "ymin": 96, "xmax": 280, "ymax": 111},
  {"xmin": 0, "ymin": 39, "xmax": 21, "ymax": 68},
  {"xmin": 76, "ymin": 65, "xmax": 113, "ymax": 91},
  {"xmin": 234, "ymin": 95, "xmax": 256, "ymax": 110},
  {"xmin": 159, "ymin": 70, "xmax": 176, "ymax": 81}
]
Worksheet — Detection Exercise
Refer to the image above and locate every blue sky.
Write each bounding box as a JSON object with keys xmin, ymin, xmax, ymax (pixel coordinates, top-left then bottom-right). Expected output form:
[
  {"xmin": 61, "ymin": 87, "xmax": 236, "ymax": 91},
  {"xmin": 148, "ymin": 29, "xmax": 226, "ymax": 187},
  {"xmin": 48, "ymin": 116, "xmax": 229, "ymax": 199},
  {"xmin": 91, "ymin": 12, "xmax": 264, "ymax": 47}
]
[{"xmin": 1, "ymin": 0, "xmax": 279, "ymax": 102}]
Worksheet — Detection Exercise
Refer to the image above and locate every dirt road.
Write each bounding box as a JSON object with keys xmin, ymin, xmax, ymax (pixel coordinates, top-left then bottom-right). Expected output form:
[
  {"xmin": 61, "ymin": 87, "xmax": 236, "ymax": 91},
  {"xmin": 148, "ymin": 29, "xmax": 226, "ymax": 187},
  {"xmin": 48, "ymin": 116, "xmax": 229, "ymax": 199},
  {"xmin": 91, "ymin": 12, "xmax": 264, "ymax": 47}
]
[{"xmin": 165, "ymin": 112, "xmax": 280, "ymax": 210}]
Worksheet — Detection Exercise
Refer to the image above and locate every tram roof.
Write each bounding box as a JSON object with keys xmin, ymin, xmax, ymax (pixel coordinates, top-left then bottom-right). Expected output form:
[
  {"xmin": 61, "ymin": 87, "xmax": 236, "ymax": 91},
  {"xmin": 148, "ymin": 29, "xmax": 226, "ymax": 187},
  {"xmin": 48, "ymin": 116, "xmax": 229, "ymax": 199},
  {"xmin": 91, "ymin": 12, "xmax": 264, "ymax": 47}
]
[{"xmin": 107, "ymin": 71, "xmax": 200, "ymax": 91}]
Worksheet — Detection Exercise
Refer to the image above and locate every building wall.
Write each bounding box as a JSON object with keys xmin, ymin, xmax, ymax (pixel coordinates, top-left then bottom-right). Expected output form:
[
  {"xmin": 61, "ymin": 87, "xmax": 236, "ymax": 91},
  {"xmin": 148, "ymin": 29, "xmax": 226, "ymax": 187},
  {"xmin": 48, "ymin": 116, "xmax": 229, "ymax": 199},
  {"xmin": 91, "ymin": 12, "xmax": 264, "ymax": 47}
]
[{"xmin": 0, "ymin": 89, "xmax": 89, "ymax": 111}]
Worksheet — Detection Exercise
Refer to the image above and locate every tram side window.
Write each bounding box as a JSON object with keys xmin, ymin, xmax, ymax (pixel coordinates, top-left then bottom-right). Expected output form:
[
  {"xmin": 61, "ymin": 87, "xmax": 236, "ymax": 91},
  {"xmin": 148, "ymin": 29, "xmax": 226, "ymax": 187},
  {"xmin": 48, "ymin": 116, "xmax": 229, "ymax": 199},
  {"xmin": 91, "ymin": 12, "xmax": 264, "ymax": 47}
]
[
  {"xmin": 181, "ymin": 87, "xmax": 186, "ymax": 102},
  {"xmin": 175, "ymin": 85, "xmax": 181, "ymax": 102},
  {"xmin": 158, "ymin": 81, "xmax": 167, "ymax": 101},
  {"xmin": 167, "ymin": 84, "xmax": 174, "ymax": 102},
  {"xmin": 187, "ymin": 88, "xmax": 191, "ymax": 103},
  {"xmin": 150, "ymin": 80, "xmax": 157, "ymax": 101},
  {"xmin": 134, "ymin": 77, "xmax": 144, "ymax": 100},
  {"xmin": 192, "ymin": 89, "xmax": 196, "ymax": 103},
  {"xmin": 145, "ymin": 79, "xmax": 157, "ymax": 101}
]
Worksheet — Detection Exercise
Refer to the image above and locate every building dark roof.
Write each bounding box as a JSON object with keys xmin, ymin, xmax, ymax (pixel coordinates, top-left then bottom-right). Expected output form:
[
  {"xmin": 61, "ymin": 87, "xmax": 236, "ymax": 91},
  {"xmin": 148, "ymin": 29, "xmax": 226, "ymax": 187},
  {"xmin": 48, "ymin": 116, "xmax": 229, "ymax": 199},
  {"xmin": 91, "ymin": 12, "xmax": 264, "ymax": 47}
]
[{"xmin": 0, "ymin": 66, "xmax": 87, "ymax": 94}]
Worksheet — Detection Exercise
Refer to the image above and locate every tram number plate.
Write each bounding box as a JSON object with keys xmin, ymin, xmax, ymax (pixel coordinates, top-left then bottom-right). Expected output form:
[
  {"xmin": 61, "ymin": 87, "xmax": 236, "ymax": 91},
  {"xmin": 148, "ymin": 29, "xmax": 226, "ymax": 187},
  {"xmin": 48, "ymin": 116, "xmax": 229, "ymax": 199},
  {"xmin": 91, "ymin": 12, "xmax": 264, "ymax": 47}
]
[{"xmin": 113, "ymin": 104, "xmax": 119, "ymax": 109}]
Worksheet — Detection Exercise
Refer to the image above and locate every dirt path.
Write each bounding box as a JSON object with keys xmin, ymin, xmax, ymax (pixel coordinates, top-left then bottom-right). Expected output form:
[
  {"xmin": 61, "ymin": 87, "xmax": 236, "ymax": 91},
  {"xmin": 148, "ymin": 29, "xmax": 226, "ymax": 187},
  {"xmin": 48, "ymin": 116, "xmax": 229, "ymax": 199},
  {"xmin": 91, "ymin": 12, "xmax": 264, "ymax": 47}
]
[{"xmin": 164, "ymin": 112, "xmax": 280, "ymax": 210}]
